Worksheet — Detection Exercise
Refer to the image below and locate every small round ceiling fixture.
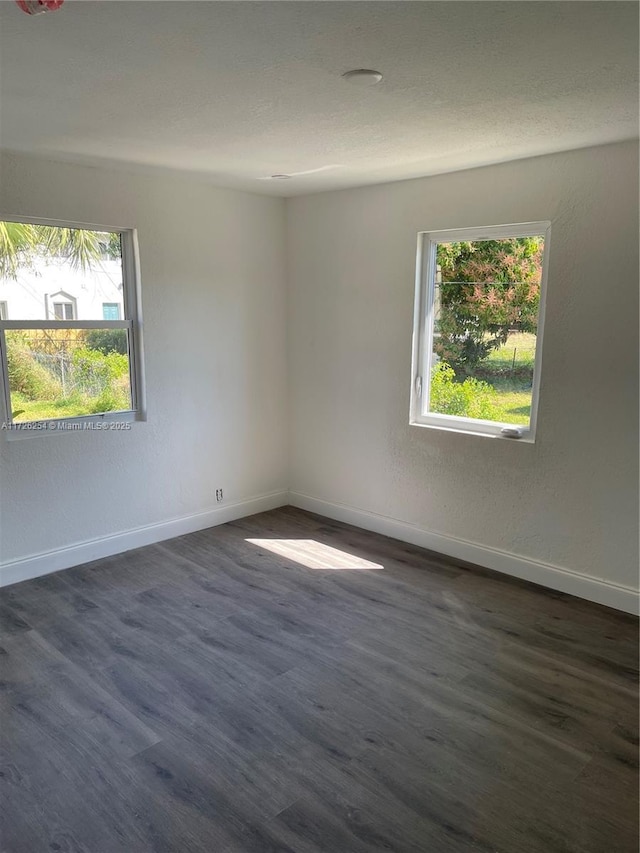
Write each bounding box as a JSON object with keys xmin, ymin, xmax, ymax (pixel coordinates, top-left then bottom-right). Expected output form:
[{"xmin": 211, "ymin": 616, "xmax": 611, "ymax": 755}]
[
  {"xmin": 270, "ymin": 174, "xmax": 292, "ymax": 180},
  {"xmin": 341, "ymin": 69, "xmax": 383, "ymax": 86}
]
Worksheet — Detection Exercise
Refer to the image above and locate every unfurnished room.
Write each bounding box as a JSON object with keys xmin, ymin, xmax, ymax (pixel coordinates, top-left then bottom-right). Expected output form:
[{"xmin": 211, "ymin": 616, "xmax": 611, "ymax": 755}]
[{"xmin": 0, "ymin": 2, "xmax": 638, "ymax": 851}]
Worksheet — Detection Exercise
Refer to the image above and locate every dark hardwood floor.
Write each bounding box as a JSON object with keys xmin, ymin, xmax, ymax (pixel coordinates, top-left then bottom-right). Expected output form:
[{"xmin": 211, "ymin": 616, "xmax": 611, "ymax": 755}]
[{"xmin": 1, "ymin": 506, "xmax": 638, "ymax": 853}]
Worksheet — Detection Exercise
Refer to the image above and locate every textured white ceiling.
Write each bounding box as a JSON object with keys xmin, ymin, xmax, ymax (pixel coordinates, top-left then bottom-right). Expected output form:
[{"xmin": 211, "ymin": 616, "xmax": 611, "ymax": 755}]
[{"xmin": 0, "ymin": 1, "xmax": 637, "ymax": 196}]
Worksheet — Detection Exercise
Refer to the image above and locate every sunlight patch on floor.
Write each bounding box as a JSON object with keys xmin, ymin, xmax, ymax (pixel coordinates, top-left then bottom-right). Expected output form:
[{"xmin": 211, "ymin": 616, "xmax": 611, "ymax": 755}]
[{"xmin": 245, "ymin": 539, "xmax": 384, "ymax": 570}]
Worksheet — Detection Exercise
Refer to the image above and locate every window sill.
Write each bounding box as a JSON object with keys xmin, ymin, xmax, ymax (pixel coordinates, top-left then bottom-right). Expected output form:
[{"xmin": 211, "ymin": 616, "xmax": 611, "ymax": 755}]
[{"xmin": 409, "ymin": 418, "xmax": 535, "ymax": 443}]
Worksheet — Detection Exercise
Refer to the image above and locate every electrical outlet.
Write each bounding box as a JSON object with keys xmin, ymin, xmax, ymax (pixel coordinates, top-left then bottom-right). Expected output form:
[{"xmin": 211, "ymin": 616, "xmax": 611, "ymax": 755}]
[{"xmin": 215, "ymin": 488, "xmax": 224, "ymax": 502}]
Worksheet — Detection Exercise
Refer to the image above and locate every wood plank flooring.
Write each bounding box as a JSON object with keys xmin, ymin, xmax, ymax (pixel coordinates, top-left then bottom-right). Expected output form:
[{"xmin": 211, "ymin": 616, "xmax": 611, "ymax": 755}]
[{"xmin": 1, "ymin": 506, "xmax": 638, "ymax": 853}]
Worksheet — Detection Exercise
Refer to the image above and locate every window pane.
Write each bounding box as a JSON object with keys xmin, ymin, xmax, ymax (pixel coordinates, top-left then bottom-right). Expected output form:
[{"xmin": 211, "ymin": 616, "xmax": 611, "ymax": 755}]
[
  {"xmin": 5, "ymin": 328, "xmax": 132, "ymax": 423},
  {"xmin": 429, "ymin": 236, "xmax": 544, "ymax": 427},
  {"xmin": 0, "ymin": 222, "xmax": 124, "ymax": 321},
  {"xmin": 53, "ymin": 301, "xmax": 75, "ymax": 321}
]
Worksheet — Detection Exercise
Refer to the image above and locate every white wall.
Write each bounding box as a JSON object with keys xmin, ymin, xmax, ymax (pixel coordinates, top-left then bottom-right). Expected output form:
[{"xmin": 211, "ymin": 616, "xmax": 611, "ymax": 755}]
[
  {"xmin": 1, "ymin": 143, "xmax": 638, "ymax": 613},
  {"xmin": 286, "ymin": 141, "xmax": 639, "ymax": 606},
  {"xmin": 0, "ymin": 151, "xmax": 288, "ymax": 567}
]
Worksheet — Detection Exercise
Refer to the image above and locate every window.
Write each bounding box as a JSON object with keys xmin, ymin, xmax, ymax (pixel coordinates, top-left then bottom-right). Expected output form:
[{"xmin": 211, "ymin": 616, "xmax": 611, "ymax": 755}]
[
  {"xmin": 53, "ymin": 301, "xmax": 76, "ymax": 321},
  {"xmin": 47, "ymin": 290, "xmax": 77, "ymax": 321},
  {"xmin": 102, "ymin": 303, "xmax": 121, "ymax": 321},
  {"xmin": 0, "ymin": 218, "xmax": 145, "ymax": 433},
  {"xmin": 0, "ymin": 302, "xmax": 7, "ymax": 320},
  {"xmin": 410, "ymin": 222, "xmax": 550, "ymax": 441}
]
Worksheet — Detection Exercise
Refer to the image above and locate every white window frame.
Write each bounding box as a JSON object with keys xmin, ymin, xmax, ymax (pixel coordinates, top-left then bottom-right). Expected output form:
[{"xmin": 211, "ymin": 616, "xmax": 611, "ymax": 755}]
[
  {"xmin": 410, "ymin": 221, "xmax": 551, "ymax": 442},
  {"xmin": 0, "ymin": 215, "xmax": 146, "ymax": 438},
  {"xmin": 0, "ymin": 301, "xmax": 7, "ymax": 321},
  {"xmin": 46, "ymin": 290, "xmax": 77, "ymax": 320}
]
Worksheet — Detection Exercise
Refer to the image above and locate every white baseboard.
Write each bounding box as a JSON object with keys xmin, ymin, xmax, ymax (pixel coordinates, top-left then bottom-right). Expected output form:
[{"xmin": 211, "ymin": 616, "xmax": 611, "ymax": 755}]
[
  {"xmin": 3, "ymin": 488, "xmax": 637, "ymax": 616},
  {"xmin": 0, "ymin": 490, "xmax": 289, "ymax": 588},
  {"xmin": 289, "ymin": 491, "xmax": 639, "ymax": 616}
]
